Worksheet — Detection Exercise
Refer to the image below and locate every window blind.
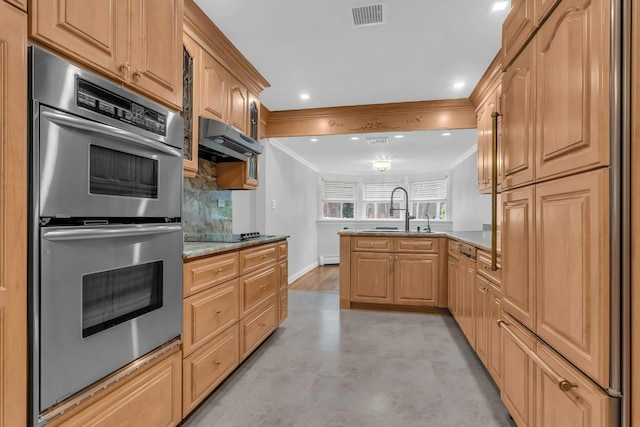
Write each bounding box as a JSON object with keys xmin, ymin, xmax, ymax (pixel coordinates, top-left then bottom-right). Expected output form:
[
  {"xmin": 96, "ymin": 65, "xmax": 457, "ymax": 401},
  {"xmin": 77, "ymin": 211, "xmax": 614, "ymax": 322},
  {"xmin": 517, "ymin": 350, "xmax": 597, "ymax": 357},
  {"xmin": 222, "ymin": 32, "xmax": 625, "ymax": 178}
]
[
  {"xmin": 323, "ymin": 181, "xmax": 356, "ymax": 201},
  {"xmin": 363, "ymin": 183, "xmax": 404, "ymax": 201},
  {"xmin": 410, "ymin": 179, "xmax": 448, "ymax": 201}
]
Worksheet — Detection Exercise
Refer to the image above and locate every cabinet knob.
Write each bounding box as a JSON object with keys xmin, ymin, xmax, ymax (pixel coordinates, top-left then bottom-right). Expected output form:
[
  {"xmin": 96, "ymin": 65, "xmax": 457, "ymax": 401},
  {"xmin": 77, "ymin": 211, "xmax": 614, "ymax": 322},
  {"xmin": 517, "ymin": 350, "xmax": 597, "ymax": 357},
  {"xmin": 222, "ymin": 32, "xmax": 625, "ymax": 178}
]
[
  {"xmin": 262, "ymin": 254, "xmax": 267, "ymax": 259},
  {"xmin": 119, "ymin": 61, "xmax": 130, "ymax": 71},
  {"xmin": 283, "ymin": 305, "xmax": 287, "ymax": 309},
  {"xmin": 260, "ymin": 322, "xmax": 266, "ymax": 327},
  {"xmin": 133, "ymin": 69, "xmax": 144, "ymax": 79},
  {"xmin": 370, "ymin": 243, "xmax": 373, "ymax": 248},
  {"xmin": 389, "ymin": 255, "xmax": 392, "ymax": 260},
  {"xmin": 215, "ymin": 360, "xmax": 222, "ymax": 366},
  {"xmin": 261, "ymin": 285, "xmax": 267, "ymax": 290},
  {"xmin": 215, "ymin": 268, "xmax": 222, "ymax": 274},
  {"xmin": 215, "ymin": 309, "xmax": 222, "ymax": 314}
]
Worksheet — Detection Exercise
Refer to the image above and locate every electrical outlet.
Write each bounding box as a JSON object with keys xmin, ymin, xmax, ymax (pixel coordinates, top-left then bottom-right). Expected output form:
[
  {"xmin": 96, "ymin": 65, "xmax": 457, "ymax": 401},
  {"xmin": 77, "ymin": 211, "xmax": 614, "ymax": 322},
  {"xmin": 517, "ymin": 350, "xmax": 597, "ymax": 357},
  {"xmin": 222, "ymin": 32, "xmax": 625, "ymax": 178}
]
[{"xmin": 272, "ymin": 199, "xmax": 277, "ymax": 209}]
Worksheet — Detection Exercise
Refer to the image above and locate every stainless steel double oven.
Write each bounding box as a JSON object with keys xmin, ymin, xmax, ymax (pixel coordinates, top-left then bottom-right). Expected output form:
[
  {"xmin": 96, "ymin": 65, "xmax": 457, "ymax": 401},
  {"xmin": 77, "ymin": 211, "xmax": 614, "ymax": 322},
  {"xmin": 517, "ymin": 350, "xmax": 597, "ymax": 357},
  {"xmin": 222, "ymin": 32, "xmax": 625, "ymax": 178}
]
[{"xmin": 29, "ymin": 47, "xmax": 183, "ymax": 424}]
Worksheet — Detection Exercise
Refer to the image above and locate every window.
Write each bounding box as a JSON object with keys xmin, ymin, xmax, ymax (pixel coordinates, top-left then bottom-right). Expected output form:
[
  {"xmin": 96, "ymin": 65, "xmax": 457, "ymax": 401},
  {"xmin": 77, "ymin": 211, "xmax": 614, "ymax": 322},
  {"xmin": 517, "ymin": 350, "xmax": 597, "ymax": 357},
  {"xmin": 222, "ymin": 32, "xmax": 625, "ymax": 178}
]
[
  {"xmin": 410, "ymin": 179, "xmax": 447, "ymax": 220},
  {"xmin": 322, "ymin": 181, "xmax": 356, "ymax": 219},
  {"xmin": 363, "ymin": 183, "xmax": 403, "ymax": 219}
]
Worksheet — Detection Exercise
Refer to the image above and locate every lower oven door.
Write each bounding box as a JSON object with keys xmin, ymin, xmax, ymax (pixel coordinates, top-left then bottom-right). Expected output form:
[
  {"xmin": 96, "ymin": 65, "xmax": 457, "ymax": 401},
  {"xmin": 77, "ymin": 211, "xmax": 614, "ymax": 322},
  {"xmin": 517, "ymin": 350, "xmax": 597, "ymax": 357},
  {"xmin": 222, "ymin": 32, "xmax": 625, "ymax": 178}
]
[{"xmin": 37, "ymin": 223, "xmax": 182, "ymax": 411}]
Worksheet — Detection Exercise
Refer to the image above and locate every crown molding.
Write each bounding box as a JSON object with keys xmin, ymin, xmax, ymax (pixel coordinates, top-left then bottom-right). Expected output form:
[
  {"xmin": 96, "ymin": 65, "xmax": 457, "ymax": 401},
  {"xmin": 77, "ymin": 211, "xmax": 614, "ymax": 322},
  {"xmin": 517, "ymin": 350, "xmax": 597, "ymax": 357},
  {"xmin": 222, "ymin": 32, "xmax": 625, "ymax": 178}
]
[
  {"xmin": 449, "ymin": 144, "xmax": 478, "ymax": 170},
  {"xmin": 184, "ymin": 0, "xmax": 270, "ymax": 95},
  {"xmin": 266, "ymin": 138, "xmax": 320, "ymax": 173},
  {"xmin": 469, "ymin": 49, "xmax": 503, "ymax": 109}
]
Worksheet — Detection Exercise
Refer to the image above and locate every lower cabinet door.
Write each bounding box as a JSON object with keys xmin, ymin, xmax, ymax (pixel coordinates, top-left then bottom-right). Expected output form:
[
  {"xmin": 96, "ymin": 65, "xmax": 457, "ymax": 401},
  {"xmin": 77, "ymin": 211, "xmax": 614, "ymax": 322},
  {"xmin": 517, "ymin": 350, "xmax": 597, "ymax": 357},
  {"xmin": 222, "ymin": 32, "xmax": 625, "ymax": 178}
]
[
  {"xmin": 239, "ymin": 299, "xmax": 277, "ymax": 360},
  {"xmin": 474, "ymin": 275, "xmax": 490, "ymax": 365},
  {"xmin": 393, "ymin": 254, "xmax": 439, "ymax": 306},
  {"xmin": 278, "ymin": 290, "xmax": 288, "ymax": 324},
  {"xmin": 487, "ymin": 285, "xmax": 503, "ymax": 388},
  {"xmin": 350, "ymin": 252, "xmax": 393, "ymax": 304},
  {"xmin": 182, "ymin": 324, "xmax": 239, "ymax": 416},
  {"xmin": 500, "ymin": 313, "xmax": 536, "ymax": 427},
  {"xmin": 535, "ymin": 344, "xmax": 612, "ymax": 427},
  {"xmin": 53, "ymin": 349, "xmax": 182, "ymax": 427}
]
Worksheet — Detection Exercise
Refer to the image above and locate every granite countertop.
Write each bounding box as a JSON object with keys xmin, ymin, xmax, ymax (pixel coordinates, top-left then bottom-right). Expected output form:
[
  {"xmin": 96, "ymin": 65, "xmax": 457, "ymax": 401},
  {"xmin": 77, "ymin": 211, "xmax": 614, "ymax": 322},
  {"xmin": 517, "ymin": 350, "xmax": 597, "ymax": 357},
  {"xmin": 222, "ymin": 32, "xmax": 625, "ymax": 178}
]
[
  {"xmin": 338, "ymin": 229, "xmax": 498, "ymax": 252},
  {"xmin": 183, "ymin": 235, "xmax": 288, "ymax": 260}
]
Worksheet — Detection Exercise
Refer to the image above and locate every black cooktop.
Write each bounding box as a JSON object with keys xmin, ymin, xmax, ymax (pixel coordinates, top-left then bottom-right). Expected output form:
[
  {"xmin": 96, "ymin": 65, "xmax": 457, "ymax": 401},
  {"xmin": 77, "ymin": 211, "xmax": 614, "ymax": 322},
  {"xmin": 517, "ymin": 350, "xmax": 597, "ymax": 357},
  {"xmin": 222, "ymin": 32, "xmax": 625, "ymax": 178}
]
[{"xmin": 185, "ymin": 232, "xmax": 262, "ymax": 243}]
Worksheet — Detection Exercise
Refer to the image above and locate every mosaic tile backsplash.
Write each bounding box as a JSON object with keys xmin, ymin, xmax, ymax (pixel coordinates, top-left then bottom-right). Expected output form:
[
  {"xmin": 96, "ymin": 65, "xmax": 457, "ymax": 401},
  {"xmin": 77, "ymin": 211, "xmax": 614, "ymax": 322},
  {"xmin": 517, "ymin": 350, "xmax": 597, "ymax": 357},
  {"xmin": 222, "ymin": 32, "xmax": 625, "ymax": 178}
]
[{"xmin": 183, "ymin": 159, "xmax": 233, "ymax": 238}]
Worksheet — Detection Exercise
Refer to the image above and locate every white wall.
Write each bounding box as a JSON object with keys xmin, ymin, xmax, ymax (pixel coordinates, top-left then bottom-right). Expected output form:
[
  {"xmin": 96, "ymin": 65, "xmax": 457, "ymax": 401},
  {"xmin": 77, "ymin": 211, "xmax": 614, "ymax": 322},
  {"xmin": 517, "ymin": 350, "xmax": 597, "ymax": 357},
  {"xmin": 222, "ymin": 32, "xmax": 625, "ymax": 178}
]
[
  {"xmin": 256, "ymin": 141, "xmax": 320, "ymax": 282},
  {"xmin": 450, "ymin": 150, "xmax": 491, "ymax": 231}
]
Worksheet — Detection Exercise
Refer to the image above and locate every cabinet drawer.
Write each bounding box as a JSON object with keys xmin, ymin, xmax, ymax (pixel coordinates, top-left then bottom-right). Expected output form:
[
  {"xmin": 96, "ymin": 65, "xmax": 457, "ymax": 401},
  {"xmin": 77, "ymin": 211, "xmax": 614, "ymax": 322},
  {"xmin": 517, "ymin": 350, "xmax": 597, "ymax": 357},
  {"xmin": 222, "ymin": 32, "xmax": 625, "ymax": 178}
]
[
  {"xmin": 52, "ymin": 349, "xmax": 182, "ymax": 427},
  {"xmin": 278, "ymin": 261, "xmax": 288, "ymax": 291},
  {"xmin": 277, "ymin": 241, "xmax": 288, "ymax": 260},
  {"xmin": 183, "ymin": 252, "xmax": 239, "ymax": 297},
  {"xmin": 278, "ymin": 290, "xmax": 288, "ymax": 325},
  {"xmin": 240, "ymin": 299, "xmax": 277, "ymax": 360},
  {"xmin": 239, "ymin": 243, "xmax": 277, "ymax": 274},
  {"xmin": 182, "ymin": 279, "xmax": 239, "ymax": 356},
  {"xmin": 477, "ymin": 250, "xmax": 502, "ymax": 286},
  {"xmin": 240, "ymin": 264, "xmax": 278, "ymax": 316},
  {"xmin": 182, "ymin": 325, "xmax": 239, "ymax": 416},
  {"xmin": 448, "ymin": 239, "xmax": 460, "ymax": 257},
  {"xmin": 395, "ymin": 237, "xmax": 437, "ymax": 253},
  {"xmin": 352, "ymin": 236, "xmax": 392, "ymax": 252}
]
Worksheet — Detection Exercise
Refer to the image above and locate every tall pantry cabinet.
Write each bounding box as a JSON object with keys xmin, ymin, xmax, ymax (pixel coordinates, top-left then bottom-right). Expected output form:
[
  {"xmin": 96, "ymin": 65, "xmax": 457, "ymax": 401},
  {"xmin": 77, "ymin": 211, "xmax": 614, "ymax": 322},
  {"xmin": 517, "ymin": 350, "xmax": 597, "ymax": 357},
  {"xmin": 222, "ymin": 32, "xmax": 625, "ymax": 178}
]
[
  {"xmin": 499, "ymin": 0, "xmax": 614, "ymax": 424},
  {"xmin": 0, "ymin": 2, "xmax": 27, "ymax": 426}
]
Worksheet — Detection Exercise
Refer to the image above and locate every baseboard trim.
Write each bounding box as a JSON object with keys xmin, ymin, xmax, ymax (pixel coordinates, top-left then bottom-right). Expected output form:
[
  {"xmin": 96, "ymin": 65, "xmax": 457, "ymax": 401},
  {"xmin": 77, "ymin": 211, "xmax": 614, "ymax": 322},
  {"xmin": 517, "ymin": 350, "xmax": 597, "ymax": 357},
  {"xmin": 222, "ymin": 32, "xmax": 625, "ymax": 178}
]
[{"xmin": 288, "ymin": 261, "xmax": 319, "ymax": 283}]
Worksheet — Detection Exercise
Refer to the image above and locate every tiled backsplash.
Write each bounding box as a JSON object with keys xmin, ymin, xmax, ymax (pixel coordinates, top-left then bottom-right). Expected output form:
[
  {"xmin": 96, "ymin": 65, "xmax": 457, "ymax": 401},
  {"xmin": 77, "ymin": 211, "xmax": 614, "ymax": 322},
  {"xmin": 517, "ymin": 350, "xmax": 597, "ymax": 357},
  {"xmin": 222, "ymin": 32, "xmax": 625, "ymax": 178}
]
[{"xmin": 183, "ymin": 159, "xmax": 232, "ymax": 237}]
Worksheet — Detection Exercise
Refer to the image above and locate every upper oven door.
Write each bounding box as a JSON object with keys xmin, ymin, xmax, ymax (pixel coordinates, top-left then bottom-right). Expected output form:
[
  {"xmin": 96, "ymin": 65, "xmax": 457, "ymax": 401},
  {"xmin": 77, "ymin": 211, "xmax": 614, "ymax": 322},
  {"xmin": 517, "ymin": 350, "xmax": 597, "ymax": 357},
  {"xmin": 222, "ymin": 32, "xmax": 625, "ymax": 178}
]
[{"xmin": 37, "ymin": 105, "xmax": 183, "ymax": 219}]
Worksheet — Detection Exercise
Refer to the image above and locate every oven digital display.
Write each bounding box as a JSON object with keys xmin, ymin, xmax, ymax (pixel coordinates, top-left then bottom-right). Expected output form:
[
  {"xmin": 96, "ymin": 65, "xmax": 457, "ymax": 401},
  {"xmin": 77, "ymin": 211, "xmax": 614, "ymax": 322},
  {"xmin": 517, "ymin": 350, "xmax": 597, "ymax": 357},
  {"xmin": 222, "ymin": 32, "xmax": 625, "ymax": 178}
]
[
  {"xmin": 82, "ymin": 261, "xmax": 163, "ymax": 338},
  {"xmin": 77, "ymin": 78, "xmax": 166, "ymax": 136}
]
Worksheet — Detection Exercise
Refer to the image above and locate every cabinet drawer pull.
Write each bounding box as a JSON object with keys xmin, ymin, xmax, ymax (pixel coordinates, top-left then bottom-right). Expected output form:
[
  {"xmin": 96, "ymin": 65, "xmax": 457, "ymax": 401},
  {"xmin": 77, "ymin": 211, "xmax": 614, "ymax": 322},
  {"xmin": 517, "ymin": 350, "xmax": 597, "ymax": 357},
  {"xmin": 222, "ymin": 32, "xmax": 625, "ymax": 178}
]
[
  {"xmin": 260, "ymin": 322, "xmax": 266, "ymax": 327},
  {"xmin": 215, "ymin": 268, "xmax": 222, "ymax": 274},
  {"xmin": 261, "ymin": 285, "xmax": 267, "ymax": 290},
  {"xmin": 119, "ymin": 61, "xmax": 130, "ymax": 71},
  {"xmin": 262, "ymin": 254, "xmax": 267, "ymax": 259},
  {"xmin": 497, "ymin": 320, "xmax": 578, "ymax": 392},
  {"xmin": 215, "ymin": 360, "xmax": 222, "ymax": 366},
  {"xmin": 133, "ymin": 69, "xmax": 144, "ymax": 79},
  {"xmin": 215, "ymin": 309, "xmax": 222, "ymax": 314}
]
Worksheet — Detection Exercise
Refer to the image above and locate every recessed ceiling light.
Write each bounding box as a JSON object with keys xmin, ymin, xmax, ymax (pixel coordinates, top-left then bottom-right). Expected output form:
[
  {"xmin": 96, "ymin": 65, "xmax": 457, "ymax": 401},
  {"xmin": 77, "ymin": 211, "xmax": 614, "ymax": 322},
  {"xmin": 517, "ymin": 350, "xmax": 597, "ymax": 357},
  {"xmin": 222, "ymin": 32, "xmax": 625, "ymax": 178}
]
[
  {"xmin": 394, "ymin": 135, "xmax": 404, "ymax": 139},
  {"xmin": 492, "ymin": 1, "xmax": 509, "ymax": 11},
  {"xmin": 310, "ymin": 138, "xmax": 318, "ymax": 142},
  {"xmin": 453, "ymin": 82, "xmax": 465, "ymax": 89},
  {"xmin": 442, "ymin": 132, "xmax": 451, "ymax": 136},
  {"xmin": 300, "ymin": 93, "xmax": 310, "ymax": 100},
  {"xmin": 350, "ymin": 136, "xmax": 359, "ymax": 140}
]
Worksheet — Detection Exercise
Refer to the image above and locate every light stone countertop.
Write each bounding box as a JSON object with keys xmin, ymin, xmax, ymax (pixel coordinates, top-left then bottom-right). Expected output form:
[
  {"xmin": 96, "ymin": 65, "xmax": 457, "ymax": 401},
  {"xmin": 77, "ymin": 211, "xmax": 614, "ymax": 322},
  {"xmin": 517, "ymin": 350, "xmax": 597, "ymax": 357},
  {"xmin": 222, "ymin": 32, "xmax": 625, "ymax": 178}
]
[
  {"xmin": 183, "ymin": 235, "xmax": 288, "ymax": 260},
  {"xmin": 338, "ymin": 229, "xmax": 496, "ymax": 252}
]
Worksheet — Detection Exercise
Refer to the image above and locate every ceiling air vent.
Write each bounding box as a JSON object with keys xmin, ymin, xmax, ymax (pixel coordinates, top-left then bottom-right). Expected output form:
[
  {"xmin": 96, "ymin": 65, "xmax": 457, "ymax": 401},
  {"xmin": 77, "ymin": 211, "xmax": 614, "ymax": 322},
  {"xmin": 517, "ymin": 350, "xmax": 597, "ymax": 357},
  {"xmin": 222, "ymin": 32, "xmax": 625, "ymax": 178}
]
[
  {"xmin": 367, "ymin": 137, "xmax": 389, "ymax": 145},
  {"xmin": 352, "ymin": 4, "xmax": 385, "ymax": 27}
]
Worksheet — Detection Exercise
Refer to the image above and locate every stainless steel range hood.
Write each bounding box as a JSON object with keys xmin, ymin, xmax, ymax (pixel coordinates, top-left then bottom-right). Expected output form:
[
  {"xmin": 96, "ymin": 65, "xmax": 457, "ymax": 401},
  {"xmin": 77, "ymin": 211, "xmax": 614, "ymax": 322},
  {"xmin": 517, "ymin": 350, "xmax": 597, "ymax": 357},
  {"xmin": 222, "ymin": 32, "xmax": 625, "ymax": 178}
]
[{"xmin": 198, "ymin": 117, "xmax": 263, "ymax": 162}]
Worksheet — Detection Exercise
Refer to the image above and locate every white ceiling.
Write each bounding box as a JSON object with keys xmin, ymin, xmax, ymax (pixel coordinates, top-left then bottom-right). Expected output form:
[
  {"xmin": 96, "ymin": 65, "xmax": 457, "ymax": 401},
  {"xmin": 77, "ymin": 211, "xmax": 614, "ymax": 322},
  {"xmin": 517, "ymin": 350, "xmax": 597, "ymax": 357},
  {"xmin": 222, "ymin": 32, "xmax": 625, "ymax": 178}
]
[{"xmin": 194, "ymin": 0, "xmax": 509, "ymax": 175}]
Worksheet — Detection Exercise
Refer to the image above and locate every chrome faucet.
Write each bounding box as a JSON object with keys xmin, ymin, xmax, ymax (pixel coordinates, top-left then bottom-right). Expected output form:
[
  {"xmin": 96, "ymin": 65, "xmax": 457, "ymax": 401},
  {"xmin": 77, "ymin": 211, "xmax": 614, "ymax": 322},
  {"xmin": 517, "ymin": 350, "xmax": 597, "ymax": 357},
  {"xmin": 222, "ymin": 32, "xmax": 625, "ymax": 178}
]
[
  {"xmin": 425, "ymin": 215, "xmax": 432, "ymax": 233},
  {"xmin": 390, "ymin": 186, "xmax": 415, "ymax": 232}
]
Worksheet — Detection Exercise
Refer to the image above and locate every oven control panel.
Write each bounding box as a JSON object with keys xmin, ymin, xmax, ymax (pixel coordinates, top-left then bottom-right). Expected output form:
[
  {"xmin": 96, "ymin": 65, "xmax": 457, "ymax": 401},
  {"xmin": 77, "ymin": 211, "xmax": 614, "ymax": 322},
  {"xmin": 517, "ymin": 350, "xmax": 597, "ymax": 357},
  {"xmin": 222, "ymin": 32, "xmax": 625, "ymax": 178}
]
[{"xmin": 77, "ymin": 78, "xmax": 166, "ymax": 136}]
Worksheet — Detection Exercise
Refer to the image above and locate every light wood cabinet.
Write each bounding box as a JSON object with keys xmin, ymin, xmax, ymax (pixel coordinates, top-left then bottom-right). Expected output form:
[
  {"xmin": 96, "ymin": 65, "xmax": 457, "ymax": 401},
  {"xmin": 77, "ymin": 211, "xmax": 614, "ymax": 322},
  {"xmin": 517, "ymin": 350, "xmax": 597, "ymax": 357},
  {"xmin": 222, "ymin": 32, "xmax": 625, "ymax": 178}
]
[
  {"xmin": 183, "ymin": 252, "xmax": 239, "ymax": 297},
  {"xmin": 5, "ymin": 0, "xmax": 26, "ymax": 11},
  {"xmin": 216, "ymin": 155, "xmax": 259, "ymax": 190},
  {"xmin": 51, "ymin": 347, "xmax": 182, "ymax": 427},
  {"xmin": 475, "ymin": 275, "xmax": 491, "ymax": 365},
  {"xmin": 239, "ymin": 264, "xmax": 278, "ymax": 317},
  {"xmin": 277, "ymin": 241, "xmax": 288, "ymax": 260},
  {"xmin": 239, "ymin": 243, "xmax": 277, "ymax": 274},
  {"xmin": 239, "ymin": 299, "xmax": 278, "ymax": 360},
  {"xmin": 501, "ymin": 42, "xmax": 535, "ymax": 190},
  {"xmin": 0, "ymin": 4, "xmax": 27, "ymax": 427},
  {"xmin": 535, "ymin": 169, "xmax": 609, "ymax": 387},
  {"xmin": 476, "ymin": 84, "xmax": 501, "ymax": 193},
  {"xmin": 502, "ymin": 186, "xmax": 536, "ymax": 330},
  {"xmin": 459, "ymin": 253, "xmax": 477, "ymax": 347},
  {"xmin": 487, "ymin": 284, "xmax": 503, "ymax": 387},
  {"xmin": 228, "ymin": 76, "xmax": 248, "ymax": 134},
  {"xmin": 501, "ymin": 313, "xmax": 536, "ymax": 427},
  {"xmin": 182, "ymin": 279, "xmax": 239, "ymax": 357},
  {"xmin": 183, "ymin": 33, "xmax": 200, "ymax": 178},
  {"xmin": 279, "ymin": 261, "xmax": 288, "ymax": 291},
  {"xmin": 352, "ymin": 236, "xmax": 393, "ymax": 252},
  {"xmin": 182, "ymin": 325, "xmax": 239, "ymax": 416},
  {"xmin": 30, "ymin": 0, "xmax": 182, "ymax": 109},
  {"xmin": 534, "ymin": 0, "xmax": 610, "ymax": 180},
  {"xmin": 447, "ymin": 253, "xmax": 459, "ymax": 319},
  {"xmin": 533, "ymin": 0, "xmax": 561, "ymax": 24},
  {"xmin": 278, "ymin": 290, "xmax": 288, "ymax": 325},
  {"xmin": 503, "ymin": 0, "xmax": 535, "ymax": 67},
  {"xmin": 200, "ymin": 49, "xmax": 229, "ymax": 122},
  {"xmin": 350, "ymin": 252, "xmax": 394, "ymax": 304},
  {"xmin": 393, "ymin": 254, "xmax": 439, "ymax": 306}
]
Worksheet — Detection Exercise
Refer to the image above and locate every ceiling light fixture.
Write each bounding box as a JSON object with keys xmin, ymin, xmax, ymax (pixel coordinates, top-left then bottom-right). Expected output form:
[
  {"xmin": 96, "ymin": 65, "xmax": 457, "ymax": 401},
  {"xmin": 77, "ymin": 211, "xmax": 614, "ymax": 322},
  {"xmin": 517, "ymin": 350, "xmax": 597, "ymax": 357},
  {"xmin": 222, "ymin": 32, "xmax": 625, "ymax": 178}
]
[
  {"xmin": 310, "ymin": 138, "xmax": 318, "ymax": 142},
  {"xmin": 492, "ymin": 1, "xmax": 509, "ymax": 11},
  {"xmin": 442, "ymin": 132, "xmax": 451, "ymax": 136},
  {"xmin": 300, "ymin": 93, "xmax": 310, "ymax": 100},
  {"xmin": 453, "ymin": 82, "xmax": 465, "ymax": 89},
  {"xmin": 394, "ymin": 135, "xmax": 404, "ymax": 139},
  {"xmin": 372, "ymin": 160, "xmax": 391, "ymax": 172},
  {"xmin": 350, "ymin": 136, "xmax": 359, "ymax": 140}
]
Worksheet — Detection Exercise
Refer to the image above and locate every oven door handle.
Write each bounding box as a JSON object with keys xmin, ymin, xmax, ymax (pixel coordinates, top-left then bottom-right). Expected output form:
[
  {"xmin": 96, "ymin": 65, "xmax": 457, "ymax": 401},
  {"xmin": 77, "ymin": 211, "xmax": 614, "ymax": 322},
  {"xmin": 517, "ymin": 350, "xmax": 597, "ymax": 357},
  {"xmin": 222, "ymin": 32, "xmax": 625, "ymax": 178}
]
[
  {"xmin": 41, "ymin": 110, "xmax": 182, "ymax": 158},
  {"xmin": 43, "ymin": 224, "xmax": 182, "ymax": 241}
]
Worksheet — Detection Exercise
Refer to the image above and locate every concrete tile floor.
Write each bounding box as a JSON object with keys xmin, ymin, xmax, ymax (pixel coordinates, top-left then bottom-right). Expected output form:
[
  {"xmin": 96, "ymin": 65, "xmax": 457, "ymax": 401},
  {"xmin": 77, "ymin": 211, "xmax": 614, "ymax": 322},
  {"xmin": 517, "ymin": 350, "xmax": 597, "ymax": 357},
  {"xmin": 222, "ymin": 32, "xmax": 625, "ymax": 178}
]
[{"xmin": 180, "ymin": 291, "xmax": 516, "ymax": 427}]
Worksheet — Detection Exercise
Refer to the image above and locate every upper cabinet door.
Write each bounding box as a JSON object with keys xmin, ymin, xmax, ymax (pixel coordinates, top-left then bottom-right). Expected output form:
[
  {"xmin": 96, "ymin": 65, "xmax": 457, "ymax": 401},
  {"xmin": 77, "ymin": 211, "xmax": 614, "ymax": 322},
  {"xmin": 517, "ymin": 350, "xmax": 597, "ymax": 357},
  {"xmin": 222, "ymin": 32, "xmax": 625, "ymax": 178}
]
[
  {"xmin": 200, "ymin": 51, "xmax": 229, "ymax": 123},
  {"xmin": 183, "ymin": 33, "xmax": 200, "ymax": 178},
  {"xmin": 535, "ymin": 169, "xmax": 610, "ymax": 388},
  {"xmin": 129, "ymin": 0, "xmax": 183, "ymax": 110},
  {"xmin": 502, "ymin": 42, "xmax": 535, "ymax": 190},
  {"xmin": 502, "ymin": 0, "xmax": 535, "ymax": 67},
  {"xmin": 30, "ymin": 0, "xmax": 129, "ymax": 80},
  {"xmin": 228, "ymin": 76, "xmax": 248, "ymax": 134},
  {"xmin": 535, "ymin": 0, "xmax": 610, "ymax": 180}
]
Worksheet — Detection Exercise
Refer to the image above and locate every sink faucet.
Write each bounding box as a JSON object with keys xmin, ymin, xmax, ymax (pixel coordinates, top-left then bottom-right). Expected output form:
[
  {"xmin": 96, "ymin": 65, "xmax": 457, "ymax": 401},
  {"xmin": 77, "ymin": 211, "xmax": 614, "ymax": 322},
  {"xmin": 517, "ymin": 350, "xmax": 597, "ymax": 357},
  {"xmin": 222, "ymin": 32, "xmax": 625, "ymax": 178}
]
[
  {"xmin": 425, "ymin": 215, "xmax": 432, "ymax": 233},
  {"xmin": 390, "ymin": 186, "xmax": 415, "ymax": 232}
]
